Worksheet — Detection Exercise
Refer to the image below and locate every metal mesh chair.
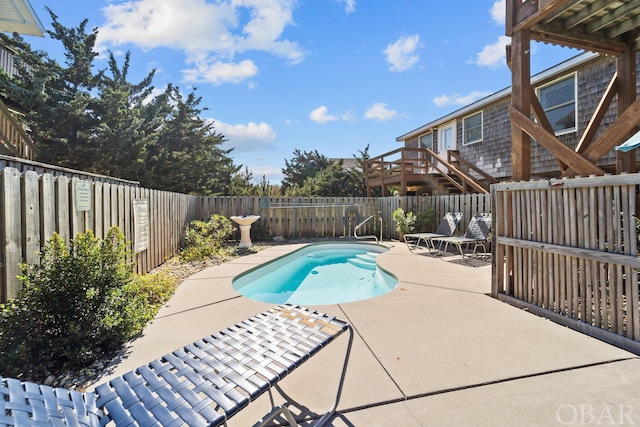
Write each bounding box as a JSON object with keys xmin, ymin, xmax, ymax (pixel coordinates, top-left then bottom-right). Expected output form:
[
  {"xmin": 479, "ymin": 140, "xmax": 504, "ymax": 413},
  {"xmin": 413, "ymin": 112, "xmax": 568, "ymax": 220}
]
[
  {"xmin": 404, "ymin": 212, "xmax": 463, "ymax": 253},
  {"xmin": 432, "ymin": 213, "xmax": 492, "ymax": 263},
  {"xmin": 0, "ymin": 304, "xmax": 353, "ymax": 427}
]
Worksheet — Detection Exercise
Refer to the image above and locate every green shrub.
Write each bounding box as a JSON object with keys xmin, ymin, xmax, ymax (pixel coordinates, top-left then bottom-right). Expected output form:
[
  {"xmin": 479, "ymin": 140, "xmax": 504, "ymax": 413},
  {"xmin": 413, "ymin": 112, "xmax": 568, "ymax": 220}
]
[
  {"xmin": 392, "ymin": 208, "xmax": 417, "ymax": 235},
  {"xmin": 415, "ymin": 207, "xmax": 436, "ymax": 232},
  {"xmin": 181, "ymin": 215, "xmax": 235, "ymax": 261},
  {"xmin": 0, "ymin": 228, "xmax": 155, "ymax": 379},
  {"xmin": 101, "ymin": 270, "xmax": 179, "ymax": 344},
  {"xmin": 128, "ymin": 269, "xmax": 179, "ymax": 306}
]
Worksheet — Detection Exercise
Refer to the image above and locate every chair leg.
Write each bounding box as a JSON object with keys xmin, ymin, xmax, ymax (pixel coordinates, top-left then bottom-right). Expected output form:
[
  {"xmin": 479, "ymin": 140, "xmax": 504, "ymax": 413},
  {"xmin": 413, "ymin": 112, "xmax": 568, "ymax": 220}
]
[
  {"xmin": 254, "ymin": 325, "xmax": 353, "ymax": 427},
  {"xmin": 315, "ymin": 325, "xmax": 353, "ymax": 426},
  {"xmin": 253, "ymin": 404, "xmax": 299, "ymax": 427}
]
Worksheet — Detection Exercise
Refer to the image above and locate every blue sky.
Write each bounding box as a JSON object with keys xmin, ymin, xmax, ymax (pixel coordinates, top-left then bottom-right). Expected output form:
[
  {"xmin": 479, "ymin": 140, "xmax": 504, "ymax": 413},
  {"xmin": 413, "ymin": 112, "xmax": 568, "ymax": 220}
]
[{"xmin": 24, "ymin": 0, "xmax": 579, "ymax": 184}]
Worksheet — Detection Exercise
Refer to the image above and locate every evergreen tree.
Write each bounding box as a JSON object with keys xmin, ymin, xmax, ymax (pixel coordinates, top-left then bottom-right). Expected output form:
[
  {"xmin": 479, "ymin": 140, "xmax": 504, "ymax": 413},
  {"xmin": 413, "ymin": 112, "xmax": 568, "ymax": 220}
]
[
  {"xmin": 281, "ymin": 149, "xmax": 333, "ymax": 191},
  {"xmin": 91, "ymin": 51, "xmax": 158, "ymax": 180},
  {"xmin": 139, "ymin": 85, "xmax": 238, "ymax": 195},
  {"xmin": 351, "ymin": 143, "xmax": 371, "ymax": 197},
  {"xmin": 0, "ymin": 9, "xmax": 239, "ymax": 195},
  {"xmin": 294, "ymin": 162, "xmax": 363, "ymax": 197},
  {"xmin": 0, "ymin": 10, "xmax": 101, "ymax": 169}
]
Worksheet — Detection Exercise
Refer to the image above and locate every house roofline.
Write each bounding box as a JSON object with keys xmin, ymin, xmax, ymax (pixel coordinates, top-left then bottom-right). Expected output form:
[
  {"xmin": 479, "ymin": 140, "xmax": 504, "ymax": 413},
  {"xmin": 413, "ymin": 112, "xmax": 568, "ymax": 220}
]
[
  {"xmin": 396, "ymin": 51, "xmax": 599, "ymax": 142},
  {"xmin": 0, "ymin": 0, "xmax": 46, "ymax": 37}
]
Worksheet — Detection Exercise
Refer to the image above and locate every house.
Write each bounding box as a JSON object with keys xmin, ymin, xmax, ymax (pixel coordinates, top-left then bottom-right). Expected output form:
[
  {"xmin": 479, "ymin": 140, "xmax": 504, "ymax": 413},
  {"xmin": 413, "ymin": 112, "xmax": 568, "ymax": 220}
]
[
  {"xmin": 367, "ymin": 1, "xmax": 640, "ymax": 196},
  {"xmin": 0, "ymin": 0, "xmax": 44, "ymax": 160},
  {"xmin": 331, "ymin": 158, "xmax": 359, "ymax": 170},
  {"xmin": 367, "ymin": 51, "xmax": 637, "ymax": 196}
]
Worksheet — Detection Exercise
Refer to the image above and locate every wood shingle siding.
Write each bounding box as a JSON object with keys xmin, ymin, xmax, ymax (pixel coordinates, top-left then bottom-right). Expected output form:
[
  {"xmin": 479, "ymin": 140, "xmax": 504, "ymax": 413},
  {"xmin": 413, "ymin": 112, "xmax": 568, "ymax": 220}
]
[{"xmin": 392, "ymin": 52, "xmax": 640, "ymax": 187}]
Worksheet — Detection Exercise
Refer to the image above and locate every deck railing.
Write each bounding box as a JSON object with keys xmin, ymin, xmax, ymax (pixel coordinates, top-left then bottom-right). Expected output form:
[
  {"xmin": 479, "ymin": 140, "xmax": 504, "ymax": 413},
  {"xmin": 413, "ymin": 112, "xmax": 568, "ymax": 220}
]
[
  {"xmin": 366, "ymin": 147, "xmax": 489, "ymax": 194},
  {"xmin": 0, "ymin": 99, "xmax": 36, "ymax": 160}
]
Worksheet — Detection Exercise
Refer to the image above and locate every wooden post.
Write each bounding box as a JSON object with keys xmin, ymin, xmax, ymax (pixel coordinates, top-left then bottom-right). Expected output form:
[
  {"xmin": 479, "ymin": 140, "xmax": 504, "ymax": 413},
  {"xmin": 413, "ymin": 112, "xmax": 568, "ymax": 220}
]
[
  {"xmin": 510, "ymin": 30, "xmax": 532, "ymax": 181},
  {"xmin": 616, "ymin": 40, "xmax": 637, "ymax": 174}
]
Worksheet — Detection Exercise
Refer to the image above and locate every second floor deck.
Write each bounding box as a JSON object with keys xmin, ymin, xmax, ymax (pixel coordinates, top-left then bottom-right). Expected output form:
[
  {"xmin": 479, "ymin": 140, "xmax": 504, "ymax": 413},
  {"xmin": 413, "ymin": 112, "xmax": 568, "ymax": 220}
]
[{"xmin": 365, "ymin": 147, "xmax": 496, "ymax": 196}]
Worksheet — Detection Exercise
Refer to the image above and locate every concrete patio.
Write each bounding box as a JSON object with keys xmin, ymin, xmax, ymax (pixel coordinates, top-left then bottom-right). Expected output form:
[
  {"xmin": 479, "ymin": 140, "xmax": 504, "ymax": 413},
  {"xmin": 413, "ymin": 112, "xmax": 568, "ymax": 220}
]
[{"xmin": 97, "ymin": 242, "xmax": 640, "ymax": 426}]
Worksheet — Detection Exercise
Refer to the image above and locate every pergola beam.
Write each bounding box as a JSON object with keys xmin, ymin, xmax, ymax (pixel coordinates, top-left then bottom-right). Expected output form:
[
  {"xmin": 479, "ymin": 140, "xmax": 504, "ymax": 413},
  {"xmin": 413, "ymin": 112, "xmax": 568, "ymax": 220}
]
[
  {"xmin": 531, "ymin": 23, "xmax": 628, "ymax": 55},
  {"xmin": 509, "ymin": 0, "xmax": 574, "ymax": 35},
  {"xmin": 575, "ymin": 71, "xmax": 618, "ymax": 154},
  {"xmin": 563, "ymin": 0, "xmax": 613, "ymax": 29},
  {"xmin": 508, "ymin": 0, "xmax": 640, "ymax": 180},
  {"xmin": 510, "ymin": 107, "xmax": 605, "ymax": 177}
]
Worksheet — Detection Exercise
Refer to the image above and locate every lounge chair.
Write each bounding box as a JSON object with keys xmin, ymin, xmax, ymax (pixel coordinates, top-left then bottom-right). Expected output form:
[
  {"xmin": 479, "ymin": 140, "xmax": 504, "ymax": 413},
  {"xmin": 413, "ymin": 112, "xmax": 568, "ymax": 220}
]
[
  {"xmin": 432, "ymin": 213, "xmax": 492, "ymax": 263},
  {"xmin": 403, "ymin": 212, "xmax": 463, "ymax": 253},
  {"xmin": 0, "ymin": 304, "xmax": 353, "ymax": 427}
]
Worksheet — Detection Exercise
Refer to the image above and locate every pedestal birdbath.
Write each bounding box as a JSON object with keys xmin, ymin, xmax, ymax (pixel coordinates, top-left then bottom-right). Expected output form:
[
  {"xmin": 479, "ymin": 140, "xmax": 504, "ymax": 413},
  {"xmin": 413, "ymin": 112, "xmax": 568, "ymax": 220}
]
[{"xmin": 230, "ymin": 215, "xmax": 260, "ymax": 248}]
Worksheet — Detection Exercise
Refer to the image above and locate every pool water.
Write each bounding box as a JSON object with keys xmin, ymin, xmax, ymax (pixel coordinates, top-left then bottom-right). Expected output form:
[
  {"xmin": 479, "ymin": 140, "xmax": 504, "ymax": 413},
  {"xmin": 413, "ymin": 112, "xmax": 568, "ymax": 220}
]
[{"xmin": 232, "ymin": 242, "xmax": 398, "ymax": 305}]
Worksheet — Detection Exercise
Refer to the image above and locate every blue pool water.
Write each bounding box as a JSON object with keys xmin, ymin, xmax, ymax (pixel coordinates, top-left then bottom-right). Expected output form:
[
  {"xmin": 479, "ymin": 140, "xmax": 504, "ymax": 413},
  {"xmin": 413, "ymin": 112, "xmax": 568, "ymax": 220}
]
[{"xmin": 232, "ymin": 242, "xmax": 398, "ymax": 305}]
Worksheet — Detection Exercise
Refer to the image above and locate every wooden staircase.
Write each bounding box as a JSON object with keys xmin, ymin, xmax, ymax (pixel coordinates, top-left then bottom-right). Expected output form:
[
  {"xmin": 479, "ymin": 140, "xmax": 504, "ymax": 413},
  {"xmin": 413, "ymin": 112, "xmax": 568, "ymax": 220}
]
[
  {"xmin": 0, "ymin": 98, "xmax": 35, "ymax": 160},
  {"xmin": 365, "ymin": 147, "xmax": 497, "ymax": 196},
  {"xmin": 420, "ymin": 149, "xmax": 497, "ymax": 195}
]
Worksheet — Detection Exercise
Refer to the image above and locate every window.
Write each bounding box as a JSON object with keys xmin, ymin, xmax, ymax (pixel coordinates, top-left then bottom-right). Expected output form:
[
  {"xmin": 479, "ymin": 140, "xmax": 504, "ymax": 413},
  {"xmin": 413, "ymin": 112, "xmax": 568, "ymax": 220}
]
[
  {"xmin": 463, "ymin": 111, "xmax": 483, "ymax": 145},
  {"xmin": 537, "ymin": 74, "xmax": 576, "ymax": 134},
  {"xmin": 419, "ymin": 133, "xmax": 433, "ymax": 150}
]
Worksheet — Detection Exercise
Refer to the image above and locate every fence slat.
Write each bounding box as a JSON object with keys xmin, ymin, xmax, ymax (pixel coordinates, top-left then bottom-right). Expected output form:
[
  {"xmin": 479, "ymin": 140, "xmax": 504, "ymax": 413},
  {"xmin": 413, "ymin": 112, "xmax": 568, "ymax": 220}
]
[
  {"xmin": 492, "ymin": 174, "xmax": 640, "ymax": 348},
  {"xmin": 2, "ymin": 168, "xmax": 22, "ymax": 299}
]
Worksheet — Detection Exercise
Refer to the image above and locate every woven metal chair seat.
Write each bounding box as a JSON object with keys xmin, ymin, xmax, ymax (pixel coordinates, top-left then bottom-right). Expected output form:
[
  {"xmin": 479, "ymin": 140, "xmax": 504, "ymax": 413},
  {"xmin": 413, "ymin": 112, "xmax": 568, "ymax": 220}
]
[
  {"xmin": 432, "ymin": 213, "xmax": 492, "ymax": 263},
  {"xmin": 0, "ymin": 304, "xmax": 352, "ymax": 427},
  {"xmin": 404, "ymin": 212, "xmax": 463, "ymax": 252}
]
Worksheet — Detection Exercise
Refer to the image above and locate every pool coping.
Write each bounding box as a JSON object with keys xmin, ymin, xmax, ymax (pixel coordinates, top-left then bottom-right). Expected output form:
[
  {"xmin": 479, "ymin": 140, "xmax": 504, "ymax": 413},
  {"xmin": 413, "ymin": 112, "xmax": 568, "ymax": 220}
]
[{"xmin": 96, "ymin": 241, "xmax": 640, "ymax": 426}]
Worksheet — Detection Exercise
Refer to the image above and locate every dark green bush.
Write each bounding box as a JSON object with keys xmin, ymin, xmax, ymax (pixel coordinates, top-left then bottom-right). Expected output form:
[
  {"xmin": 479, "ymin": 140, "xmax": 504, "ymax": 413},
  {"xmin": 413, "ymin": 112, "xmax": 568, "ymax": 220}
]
[
  {"xmin": 0, "ymin": 227, "xmax": 175, "ymax": 379},
  {"xmin": 180, "ymin": 214, "xmax": 235, "ymax": 261},
  {"xmin": 415, "ymin": 207, "xmax": 436, "ymax": 232}
]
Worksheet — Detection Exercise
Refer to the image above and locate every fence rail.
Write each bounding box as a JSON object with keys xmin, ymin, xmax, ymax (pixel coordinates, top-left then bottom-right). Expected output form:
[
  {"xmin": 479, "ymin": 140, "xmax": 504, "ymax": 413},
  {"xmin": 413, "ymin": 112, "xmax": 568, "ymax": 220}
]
[
  {"xmin": 492, "ymin": 174, "xmax": 640, "ymax": 351},
  {"xmin": 0, "ymin": 161, "xmax": 491, "ymax": 302},
  {"xmin": 199, "ymin": 194, "xmax": 492, "ymax": 242},
  {"xmin": 1, "ymin": 167, "xmax": 199, "ymax": 302}
]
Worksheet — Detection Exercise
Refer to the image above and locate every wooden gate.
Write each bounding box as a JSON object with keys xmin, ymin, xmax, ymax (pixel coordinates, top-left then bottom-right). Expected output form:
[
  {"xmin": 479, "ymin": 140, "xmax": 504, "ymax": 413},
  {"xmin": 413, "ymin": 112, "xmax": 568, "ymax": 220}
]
[{"xmin": 492, "ymin": 174, "xmax": 640, "ymax": 352}]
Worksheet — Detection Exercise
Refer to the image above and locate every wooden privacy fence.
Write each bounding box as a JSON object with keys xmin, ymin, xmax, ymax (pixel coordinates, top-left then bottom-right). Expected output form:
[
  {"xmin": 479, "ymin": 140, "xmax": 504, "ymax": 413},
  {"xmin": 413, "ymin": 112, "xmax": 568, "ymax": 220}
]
[
  {"xmin": 198, "ymin": 194, "xmax": 492, "ymax": 241},
  {"xmin": 492, "ymin": 174, "xmax": 640, "ymax": 352},
  {"xmin": 1, "ymin": 167, "xmax": 199, "ymax": 302},
  {"xmin": 1, "ymin": 162, "xmax": 492, "ymax": 303},
  {"xmin": 403, "ymin": 193, "xmax": 492, "ymax": 236}
]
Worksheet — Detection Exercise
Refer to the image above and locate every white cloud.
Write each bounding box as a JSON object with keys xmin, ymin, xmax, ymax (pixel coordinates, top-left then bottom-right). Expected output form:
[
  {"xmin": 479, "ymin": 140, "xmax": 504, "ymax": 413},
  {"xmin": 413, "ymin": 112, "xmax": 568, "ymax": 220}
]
[
  {"xmin": 214, "ymin": 120, "xmax": 277, "ymax": 153},
  {"xmin": 364, "ymin": 103, "xmax": 397, "ymax": 121},
  {"xmin": 476, "ymin": 35, "xmax": 510, "ymax": 69},
  {"xmin": 383, "ymin": 34, "xmax": 420, "ymax": 72},
  {"xmin": 247, "ymin": 165, "xmax": 283, "ymax": 182},
  {"xmin": 490, "ymin": 0, "xmax": 505, "ymax": 26},
  {"xmin": 309, "ymin": 106, "xmax": 339, "ymax": 123},
  {"xmin": 308, "ymin": 106, "xmax": 353, "ymax": 123},
  {"xmin": 182, "ymin": 59, "xmax": 259, "ymax": 85},
  {"xmin": 338, "ymin": 0, "xmax": 356, "ymax": 14},
  {"xmin": 433, "ymin": 91, "xmax": 492, "ymax": 107},
  {"xmin": 96, "ymin": 0, "xmax": 304, "ymax": 85}
]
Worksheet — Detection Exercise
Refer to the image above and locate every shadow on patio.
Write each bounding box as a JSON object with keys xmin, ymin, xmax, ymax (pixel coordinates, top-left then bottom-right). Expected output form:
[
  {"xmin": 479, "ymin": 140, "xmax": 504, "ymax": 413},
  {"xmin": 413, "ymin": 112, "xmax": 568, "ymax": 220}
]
[{"xmin": 96, "ymin": 242, "xmax": 640, "ymax": 426}]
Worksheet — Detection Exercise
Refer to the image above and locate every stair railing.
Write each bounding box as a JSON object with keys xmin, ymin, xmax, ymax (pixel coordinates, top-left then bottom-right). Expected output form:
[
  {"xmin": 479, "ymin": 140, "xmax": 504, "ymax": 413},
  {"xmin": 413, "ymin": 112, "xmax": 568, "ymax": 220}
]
[
  {"xmin": 0, "ymin": 99, "xmax": 36, "ymax": 160},
  {"xmin": 424, "ymin": 148, "xmax": 489, "ymax": 194}
]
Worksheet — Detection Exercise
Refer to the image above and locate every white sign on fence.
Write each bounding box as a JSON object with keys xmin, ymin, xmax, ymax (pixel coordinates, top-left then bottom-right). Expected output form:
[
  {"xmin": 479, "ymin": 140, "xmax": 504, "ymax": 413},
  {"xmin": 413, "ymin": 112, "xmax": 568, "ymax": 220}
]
[
  {"xmin": 75, "ymin": 181, "xmax": 91, "ymax": 211},
  {"xmin": 132, "ymin": 198, "xmax": 149, "ymax": 253}
]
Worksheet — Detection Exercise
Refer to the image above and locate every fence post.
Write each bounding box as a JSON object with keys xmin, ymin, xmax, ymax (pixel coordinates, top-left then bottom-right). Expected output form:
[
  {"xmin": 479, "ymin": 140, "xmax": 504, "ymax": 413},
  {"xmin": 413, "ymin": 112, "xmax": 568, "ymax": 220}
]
[{"xmin": 2, "ymin": 168, "xmax": 22, "ymax": 300}]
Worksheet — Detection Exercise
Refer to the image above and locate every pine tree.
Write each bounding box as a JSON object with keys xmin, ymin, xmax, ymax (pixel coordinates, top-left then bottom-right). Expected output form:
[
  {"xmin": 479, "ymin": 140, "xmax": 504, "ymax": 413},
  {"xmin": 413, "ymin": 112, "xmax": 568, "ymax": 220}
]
[
  {"xmin": 140, "ymin": 85, "xmax": 238, "ymax": 195},
  {"xmin": 0, "ymin": 8, "xmax": 239, "ymax": 195}
]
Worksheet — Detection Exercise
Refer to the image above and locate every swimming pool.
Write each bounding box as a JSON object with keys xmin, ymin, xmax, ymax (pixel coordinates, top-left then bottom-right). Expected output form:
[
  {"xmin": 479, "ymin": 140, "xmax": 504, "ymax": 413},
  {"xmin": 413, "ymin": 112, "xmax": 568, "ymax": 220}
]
[{"xmin": 232, "ymin": 242, "xmax": 398, "ymax": 305}]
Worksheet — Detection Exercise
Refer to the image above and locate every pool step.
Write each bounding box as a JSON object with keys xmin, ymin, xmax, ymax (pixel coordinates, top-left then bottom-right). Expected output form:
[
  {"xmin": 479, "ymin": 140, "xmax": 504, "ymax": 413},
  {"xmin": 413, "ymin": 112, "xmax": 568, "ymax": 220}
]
[
  {"xmin": 348, "ymin": 253, "xmax": 379, "ymax": 270},
  {"xmin": 356, "ymin": 253, "xmax": 379, "ymax": 262}
]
